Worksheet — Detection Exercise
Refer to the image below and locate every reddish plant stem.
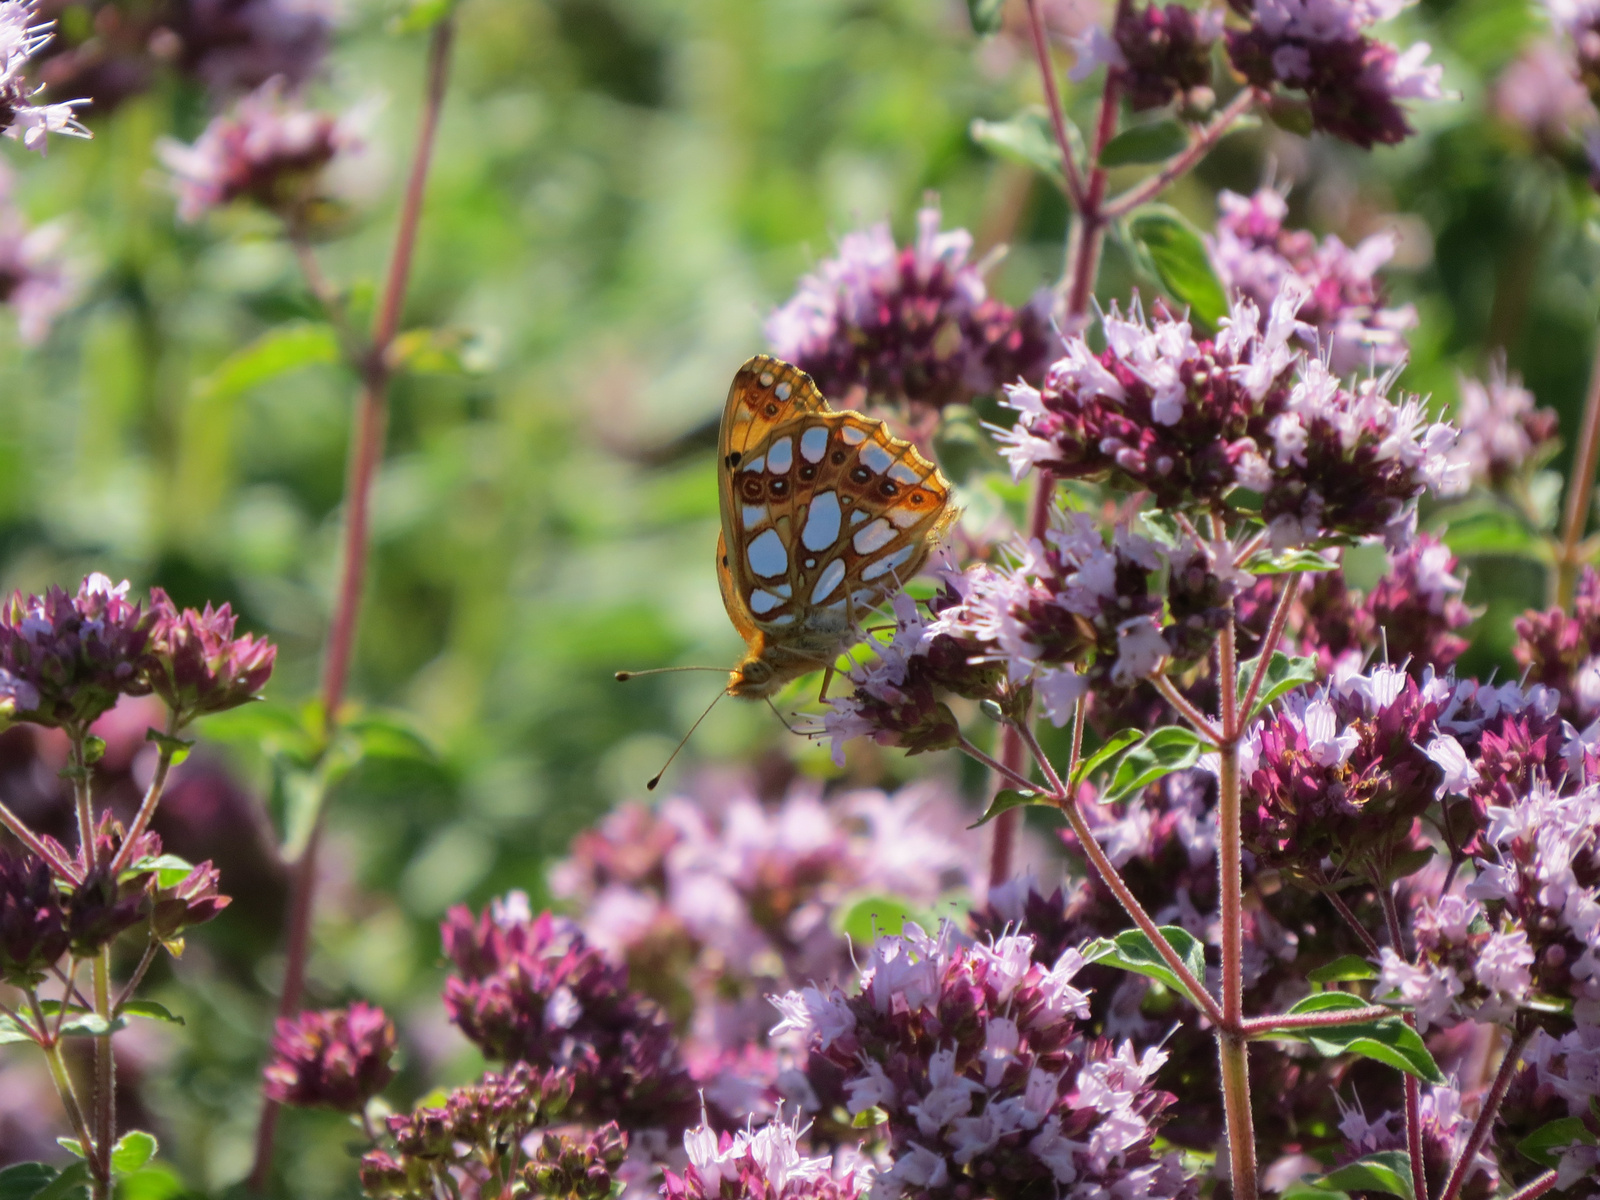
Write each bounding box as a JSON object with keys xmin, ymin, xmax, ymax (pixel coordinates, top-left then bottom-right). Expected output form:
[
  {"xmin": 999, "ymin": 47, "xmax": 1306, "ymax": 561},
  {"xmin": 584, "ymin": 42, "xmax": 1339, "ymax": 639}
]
[
  {"xmin": 109, "ymin": 714, "xmax": 181, "ymax": 874},
  {"xmin": 1437, "ymin": 1028, "xmax": 1531, "ymax": 1200},
  {"xmin": 248, "ymin": 18, "xmax": 455, "ymax": 1192},
  {"xmin": 1507, "ymin": 1171, "xmax": 1558, "ymax": 1200},
  {"xmin": 1379, "ymin": 885, "xmax": 1428, "ymax": 1200},
  {"xmin": 1240, "ymin": 1004, "xmax": 1393, "ymax": 1034},
  {"xmin": 1153, "ymin": 672, "xmax": 1224, "ymax": 743},
  {"xmin": 0, "ymin": 798, "xmax": 79, "ymax": 880},
  {"xmin": 1023, "ymin": 0, "xmax": 1086, "ymax": 206},
  {"xmin": 1238, "ymin": 573, "xmax": 1300, "ymax": 719},
  {"xmin": 1102, "ymin": 89, "xmax": 1258, "ymax": 219},
  {"xmin": 1556, "ymin": 333, "xmax": 1600, "ymax": 608},
  {"xmin": 1322, "ymin": 885, "xmax": 1383, "ymax": 957}
]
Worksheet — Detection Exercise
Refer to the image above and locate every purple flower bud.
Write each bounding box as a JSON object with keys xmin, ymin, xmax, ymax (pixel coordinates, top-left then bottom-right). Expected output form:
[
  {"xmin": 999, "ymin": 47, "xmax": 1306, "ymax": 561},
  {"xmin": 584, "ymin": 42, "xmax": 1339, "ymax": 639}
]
[
  {"xmin": 0, "ymin": 845, "xmax": 68, "ymax": 987},
  {"xmin": 1453, "ymin": 358, "xmax": 1560, "ymax": 489},
  {"xmin": 0, "ymin": 574, "xmax": 155, "ymax": 730},
  {"xmin": 148, "ymin": 860, "xmax": 230, "ymax": 942},
  {"xmin": 146, "ymin": 588, "xmax": 276, "ymax": 722},
  {"xmin": 1099, "ymin": 4, "xmax": 1224, "ymax": 111},
  {"xmin": 262, "ymin": 1001, "xmax": 397, "ymax": 1112},
  {"xmin": 766, "ymin": 203, "xmax": 1056, "ymax": 411},
  {"xmin": 1224, "ymin": 0, "xmax": 1442, "ymax": 147},
  {"xmin": 441, "ymin": 897, "xmax": 697, "ymax": 1134}
]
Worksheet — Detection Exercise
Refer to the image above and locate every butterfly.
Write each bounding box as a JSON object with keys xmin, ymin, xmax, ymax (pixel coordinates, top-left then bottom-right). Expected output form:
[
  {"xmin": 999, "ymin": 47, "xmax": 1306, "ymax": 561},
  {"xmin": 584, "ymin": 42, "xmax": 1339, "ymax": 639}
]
[{"xmin": 716, "ymin": 355, "xmax": 958, "ymax": 700}]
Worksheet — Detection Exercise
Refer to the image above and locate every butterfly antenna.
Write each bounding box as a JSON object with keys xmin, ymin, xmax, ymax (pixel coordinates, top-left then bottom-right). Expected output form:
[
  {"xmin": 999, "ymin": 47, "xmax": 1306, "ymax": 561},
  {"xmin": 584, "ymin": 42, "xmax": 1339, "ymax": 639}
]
[
  {"xmin": 647, "ymin": 688, "xmax": 727, "ymax": 791},
  {"xmin": 615, "ymin": 666, "xmax": 727, "ymax": 681}
]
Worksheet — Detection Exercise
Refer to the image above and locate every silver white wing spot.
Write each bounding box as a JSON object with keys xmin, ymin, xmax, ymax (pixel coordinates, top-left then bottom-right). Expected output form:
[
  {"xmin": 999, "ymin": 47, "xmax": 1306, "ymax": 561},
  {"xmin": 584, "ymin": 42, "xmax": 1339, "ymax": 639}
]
[
  {"xmin": 800, "ymin": 426, "xmax": 829, "ymax": 463},
  {"xmin": 747, "ymin": 528, "xmax": 788, "ymax": 578},
  {"xmin": 853, "ymin": 518, "xmax": 895, "ymax": 555},
  {"xmin": 802, "ymin": 490, "xmax": 843, "ymax": 551},
  {"xmin": 767, "ymin": 437, "xmax": 793, "ymax": 473},
  {"xmin": 810, "ymin": 558, "xmax": 847, "ymax": 603}
]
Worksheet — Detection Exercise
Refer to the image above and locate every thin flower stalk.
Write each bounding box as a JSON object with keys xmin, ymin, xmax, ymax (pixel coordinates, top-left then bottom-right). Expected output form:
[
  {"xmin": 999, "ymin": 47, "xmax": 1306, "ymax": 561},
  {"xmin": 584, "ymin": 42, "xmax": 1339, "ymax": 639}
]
[
  {"xmin": 0, "ymin": 798, "xmax": 77, "ymax": 879},
  {"xmin": 1556, "ymin": 332, "xmax": 1600, "ymax": 607},
  {"xmin": 1507, "ymin": 1171, "xmax": 1559, "ymax": 1200},
  {"xmin": 1104, "ymin": 88, "xmax": 1261, "ymax": 219},
  {"xmin": 109, "ymin": 716, "xmax": 182, "ymax": 875},
  {"xmin": 1437, "ymin": 1029, "xmax": 1532, "ymax": 1200},
  {"xmin": 250, "ymin": 16, "xmax": 457, "ymax": 1190},
  {"xmin": 1240, "ymin": 1004, "xmax": 1394, "ymax": 1034}
]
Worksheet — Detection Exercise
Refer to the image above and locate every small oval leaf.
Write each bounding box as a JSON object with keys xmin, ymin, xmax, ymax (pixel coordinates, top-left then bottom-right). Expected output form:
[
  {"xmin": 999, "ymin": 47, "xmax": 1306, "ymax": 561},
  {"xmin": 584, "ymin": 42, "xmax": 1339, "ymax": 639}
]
[
  {"xmin": 969, "ymin": 788, "xmax": 1046, "ymax": 829},
  {"xmin": 1128, "ymin": 206, "xmax": 1229, "ymax": 329},
  {"xmin": 1100, "ymin": 120, "xmax": 1189, "ymax": 166}
]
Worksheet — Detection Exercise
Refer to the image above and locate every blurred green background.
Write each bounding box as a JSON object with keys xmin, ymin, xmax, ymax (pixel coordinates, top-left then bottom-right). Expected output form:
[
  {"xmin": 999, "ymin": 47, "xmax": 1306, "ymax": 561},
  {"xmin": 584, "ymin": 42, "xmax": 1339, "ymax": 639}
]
[{"xmin": 1, "ymin": 0, "xmax": 1598, "ymax": 1193}]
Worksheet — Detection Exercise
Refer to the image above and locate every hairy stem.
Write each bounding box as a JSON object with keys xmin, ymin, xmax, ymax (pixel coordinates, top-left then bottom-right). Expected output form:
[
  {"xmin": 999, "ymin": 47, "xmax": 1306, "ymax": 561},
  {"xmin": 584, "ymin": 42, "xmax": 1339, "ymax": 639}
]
[
  {"xmin": 1321, "ymin": 884, "xmax": 1382, "ymax": 957},
  {"xmin": 249, "ymin": 18, "xmax": 456, "ymax": 1191},
  {"xmin": 41, "ymin": 1038, "xmax": 97, "ymax": 1173},
  {"xmin": 1102, "ymin": 89, "xmax": 1258, "ymax": 219},
  {"xmin": 1377, "ymin": 884, "xmax": 1428, "ymax": 1200},
  {"xmin": 1240, "ymin": 1004, "xmax": 1394, "ymax": 1034},
  {"xmin": 1056, "ymin": 788, "xmax": 1225, "ymax": 1025},
  {"xmin": 1153, "ymin": 672, "xmax": 1224, "ymax": 743},
  {"xmin": 1238, "ymin": 573, "xmax": 1301, "ymax": 719},
  {"xmin": 1556, "ymin": 329, "xmax": 1600, "ymax": 608},
  {"xmin": 91, "ymin": 948, "xmax": 114, "ymax": 1191},
  {"xmin": 109, "ymin": 712, "xmax": 182, "ymax": 874},
  {"xmin": 1437, "ymin": 1028, "xmax": 1531, "ymax": 1200},
  {"xmin": 1506, "ymin": 1171, "xmax": 1559, "ymax": 1200},
  {"xmin": 0, "ymin": 797, "xmax": 79, "ymax": 880}
]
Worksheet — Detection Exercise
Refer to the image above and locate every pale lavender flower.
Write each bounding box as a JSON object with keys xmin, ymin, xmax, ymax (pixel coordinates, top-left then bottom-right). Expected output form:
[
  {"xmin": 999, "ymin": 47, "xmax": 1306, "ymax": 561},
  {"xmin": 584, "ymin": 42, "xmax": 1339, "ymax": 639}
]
[
  {"xmin": 1453, "ymin": 357, "xmax": 1560, "ymax": 488},
  {"xmin": 1207, "ymin": 187, "xmax": 1417, "ymax": 373},
  {"xmin": 0, "ymin": 1, "xmax": 87, "ymax": 152}
]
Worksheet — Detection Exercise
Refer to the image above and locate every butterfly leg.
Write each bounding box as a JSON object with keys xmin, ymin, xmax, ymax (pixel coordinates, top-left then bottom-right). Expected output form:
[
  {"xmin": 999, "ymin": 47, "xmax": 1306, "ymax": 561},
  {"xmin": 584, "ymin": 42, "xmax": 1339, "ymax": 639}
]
[{"xmin": 817, "ymin": 663, "xmax": 835, "ymax": 703}]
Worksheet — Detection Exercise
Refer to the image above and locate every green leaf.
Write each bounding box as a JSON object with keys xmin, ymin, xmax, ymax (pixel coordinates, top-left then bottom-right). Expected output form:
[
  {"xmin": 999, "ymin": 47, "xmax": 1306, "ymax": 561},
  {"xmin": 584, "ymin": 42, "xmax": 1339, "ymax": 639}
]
[
  {"xmin": 143, "ymin": 729, "xmax": 193, "ymax": 766},
  {"xmin": 1083, "ymin": 925, "xmax": 1209, "ymax": 1003},
  {"xmin": 118, "ymin": 1000, "xmax": 185, "ymax": 1027},
  {"xmin": 1307, "ymin": 955, "xmax": 1379, "ymax": 984},
  {"xmin": 1236, "ymin": 651, "xmax": 1318, "ymax": 717},
  {"xmin": 123, "ymin": 854, "xmax": 196, "ymax": 888},
  {"xmin": 1243, "ymin": 547, "xmax": 1340, "ymax": 575},
  {"xmin": 834, "ymin": 893, "xmax": 939, "ymax": 943},
  {"xmin": 53, "ymin": 1143, "xmax": 83, "ymax": 1163},
  {"xmin": 1100, "ymin": 120, "xmax": 1188, "ymax": 166},
  {"xmin": 966, "ymin": 0, "xmax": 1006, "ymax": 34},
  {"xmin": 1516, "ymin": 1116, "xmax": 1595, "ymax": 1169},
  {"xmin": 1440, "ymin": 509, "xmax": 1548, "ymax": 560},
  {"xmin": 110, "ymin": 1132, "xmax": 158, "ymax": 1177},
  {"xmin": 970, "ymin": 109, "xmax": 1076, "ymax": 191},
  {"xmin": 851, "ymin": 1105, "xmax": 890, "ymax": 1128},
  {"xmin": 968, "ymin": 788, "xmax": 1046, "ymax": 828},
  {"xmin": 391, "ymin": 0, "xmax": 459, "ymax": 32},
  {"xmin": 1271, "ymin": 993, "xmax": 1446, "ymax": 1084},
  {"xmin": 0, "ymin": 1163, "xmax": 60, "ymax": 1200},
  {"xmin": 1127, "ymin": 206, "xmax": 1229, "ymax": 329},
  {"xmin": 1316, "ymin": 1151, "xmax": 1415, "ymax": 1199},
  {"xmin": 1070, "ymin": 729, "xmax": 1143, "ymax": 786},
  {"xmin": 197, "ymin": 323, "xmax": 341, "ymax": 401},
  {"xmin": 386, "ymin": 327, "xmax": 493, "ymax": 375},
  {"xmin": 1281, "ymin": 1185, "xmax": 1349, "ymax": 1200},
  {"xmin": 57, "ymin": 1012, "xmax": 124, "ymax": 1038},
  {"xmin": 29, "ymin": 1163, "xmax": 88, "ymax": 1200},
  {"xmin": 0, "ymin": 1011, "xmax": 38, "ymax": 1044},
  {"xmin": 1099, "ymin": 727, "xmax": 1207, "ymax": 804}
]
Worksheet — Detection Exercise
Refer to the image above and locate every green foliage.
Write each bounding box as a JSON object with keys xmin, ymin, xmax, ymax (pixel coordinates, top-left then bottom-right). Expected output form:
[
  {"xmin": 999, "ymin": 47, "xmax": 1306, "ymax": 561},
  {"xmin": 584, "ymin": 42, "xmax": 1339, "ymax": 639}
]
[
  {"xmin": 1260, "ymin": 993, "xmax": 1446, "ymax": 1084},
  {"xmin": 1096, "ymin": 727, "xmax": 1208, "ymax": 803},
  {"xmin": 1315, "ymin": 1151, "xmax": 1416, "ymax": 1199},
  {"xmin": 1124, "ymin": 206, "xmax": 1229, "ymax": 328},
  {"xmin": 1100, "ymin": 121, "xmax": 1188, "ymax": 167},
  {"xmin": 1083, "ymin": 925, "xmax": 1209, "ymax": 1004}
]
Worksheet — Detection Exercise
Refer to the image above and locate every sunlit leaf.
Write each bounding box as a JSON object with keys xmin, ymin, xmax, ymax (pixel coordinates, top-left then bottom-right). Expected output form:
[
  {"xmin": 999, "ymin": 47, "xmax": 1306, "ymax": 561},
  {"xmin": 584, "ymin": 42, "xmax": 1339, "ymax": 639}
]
[
  {"xmin": 965, "ymin": 0, "xmax": 1006, "ymax": 34},
  {"xmin": 970, "ymin": 109, "xmax": 1075, "ymax": 191},
  {"xmin": 1316, "ymin": 1151, "xmax": 1414, "ymax": 1199},
  {"xmin": 1516, "ymin": 1116, "xmax": 1595, "ymax": 1169},
  {"xmin": 968, "ymin": 788, "xmax": 1047, "ymax": 828},
  {"xmin": 110, "ymin": 1132, "xmax": 158, "ymax": 1177},
  {"xmin": 1083, "ymin": 925, "xmax": 1209, "ymax": 1005},
  {"xmin": 119, "ymin": 1000, "xmax": 186, "ymax": 1026},
  {"xmin": 1127, "ymin": 206, "xmax": 1229, "ymax": 328},
  {"xmin": 1099, "ymin": 727, "xmax": 1207, "ymax": 804},
  {"xmin": 1235, "ymin": 651, "xmax": 1317, "ymax": 716},
  {"xmin": 197, "ymin": 323, "xmax": 341, "ymax": 401},
  {"xmin": 1268, "ymin": 993, "xmax": 1445, "ymax": 1084},
  {"xmin": 1307, "ymin": 955, "xmax": 1378, "ymax": 984},
  {"xmin": 1071, "ymin": 729, "xmax": 1143, "ymax": 786}
]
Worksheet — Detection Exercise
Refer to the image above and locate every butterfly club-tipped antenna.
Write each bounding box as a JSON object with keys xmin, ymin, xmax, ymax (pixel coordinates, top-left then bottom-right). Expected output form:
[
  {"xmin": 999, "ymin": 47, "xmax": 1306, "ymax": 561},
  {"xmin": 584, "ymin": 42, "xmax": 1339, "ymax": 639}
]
[{"xmin": 614, "ymin": 665, "xmax": 736, "ymax": 790}]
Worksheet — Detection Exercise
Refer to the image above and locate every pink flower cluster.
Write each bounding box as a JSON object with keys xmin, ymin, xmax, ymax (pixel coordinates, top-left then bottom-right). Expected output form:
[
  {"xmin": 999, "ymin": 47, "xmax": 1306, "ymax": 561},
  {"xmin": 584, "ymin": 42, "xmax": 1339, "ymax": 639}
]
[
  {"xmin": 1223, "ymin": 0, "xmax": 1445, "ymax": 146},
  {"xmin": 551, "ymin": 779, "xmax": 979, "ymax": 1065},
  {"xmin": 1069, "ymin": 4, "xmax": 1224, "ymax": 111},
  {"xmin": 1452, "ymin": 359, "xmax": 1560, "ymax": 488},
  {"xmin": 1515, "ymin": 566, "xmax": 1600, "ymax": 723},
  {"xmin": 0, "ymin": 573, "xmax": 275, "ymax": 730},
  {"xmin": 0, "ymin": 1, "xmax": 88, "ymax": 152},
  {"xmin": 765, "ymin": 204, "xmax": 1055, "ymax": 411},
  {"xmin": 770, "ymin": 922, "xmax": 1194, "ymax": 1200},
  {"xmin": 662, "ymin": 1111, "xmax": 867, "ymax": 1200},
  {"xmin": 994, "ymin": 281, "xmax": 1465, "ymax": 547},
  {"xmin": 1206, "ymin": 187, "xmax": 1417, "ymax": 374},
  {"xmin": 262, "ymin": 1002, "xmax": 397, "ymax": 1112},
  {"xmin": 440, "ymin": 895, "xmax": 698, "ymax": 1135}
]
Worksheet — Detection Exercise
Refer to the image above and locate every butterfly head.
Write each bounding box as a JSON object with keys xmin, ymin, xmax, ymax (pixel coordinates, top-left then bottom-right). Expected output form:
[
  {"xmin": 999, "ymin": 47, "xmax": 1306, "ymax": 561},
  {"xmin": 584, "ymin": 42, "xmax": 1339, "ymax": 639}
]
[{"xmin": 727, "ymin": 656, "xmax": 777, "ymax": 699}]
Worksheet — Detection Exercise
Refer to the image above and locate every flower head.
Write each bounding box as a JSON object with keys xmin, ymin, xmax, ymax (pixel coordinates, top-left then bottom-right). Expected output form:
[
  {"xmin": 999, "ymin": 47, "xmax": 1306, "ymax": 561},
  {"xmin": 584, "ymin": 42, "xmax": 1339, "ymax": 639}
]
[
  {"xmin": 663, "ymin": 1109, "xmax": 862, "ymax": 1200},
  {"xmin": 0, "ymin": 574, "xmax": 155, "ymax": 729},
  {"xmin": 159, "ymin": 77, "xmax": 361, "ymax": 224},
  {"xmin": 766, "ymin": 203, "xmax": 1055, "ymax": 411},
  {"xmin": 146, "ymin": 588, "xmax": 276, "ymax": 722},
  {"xmin": 263, "ymin": 1001, "xmax": 398, "ymax": 1112},
  {"xmin": 0, "ymin": 1, "xmax": 89, "ymax": 153},
  {"xmin": 1224, "ymin": 0, "xmax": 1444, "ymax": 147},
  {"xmin": 0, "ymin": 845, "xmax": 67, "ymax": 986},
  {"xmin": 1453, "ymin": 358, "xmax": 1560, "ymax": 489},
  {"xmin": 1075, "ymin": 4, "xmax": 1223, "ymax": 111}
]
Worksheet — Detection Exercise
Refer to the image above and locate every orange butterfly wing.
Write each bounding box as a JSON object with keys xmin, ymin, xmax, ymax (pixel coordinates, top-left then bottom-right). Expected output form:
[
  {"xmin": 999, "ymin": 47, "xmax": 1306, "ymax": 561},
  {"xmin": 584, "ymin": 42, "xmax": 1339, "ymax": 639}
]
[{"xmin": 716, "ymin": 355, "xmax": 957, "ymax": 698}]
